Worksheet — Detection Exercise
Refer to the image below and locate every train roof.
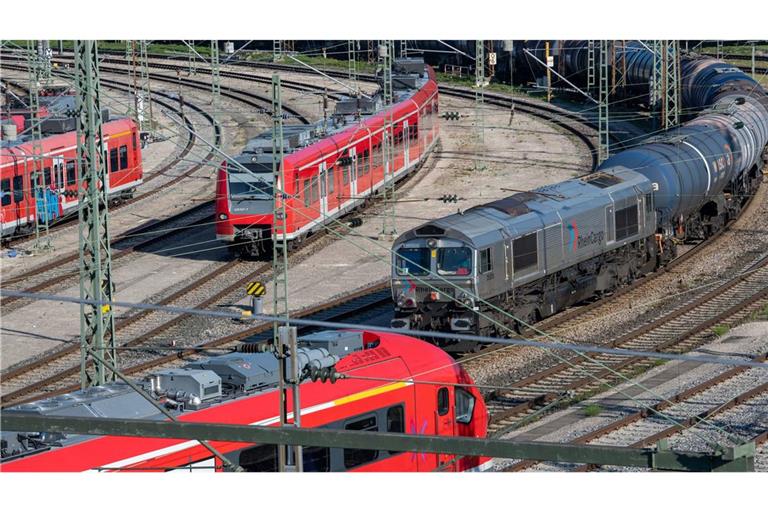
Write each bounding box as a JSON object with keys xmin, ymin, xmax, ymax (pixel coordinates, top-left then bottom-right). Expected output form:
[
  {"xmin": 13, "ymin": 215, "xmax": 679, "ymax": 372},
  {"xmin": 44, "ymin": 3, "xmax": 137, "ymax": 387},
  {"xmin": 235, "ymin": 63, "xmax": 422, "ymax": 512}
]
[
  {"xmin": 396, "ymin": 167, "xmax": 650, "ymax": 247},
  {"xmin": 230, "ymin": 59, "xmax": 435, "ymax": 170}
]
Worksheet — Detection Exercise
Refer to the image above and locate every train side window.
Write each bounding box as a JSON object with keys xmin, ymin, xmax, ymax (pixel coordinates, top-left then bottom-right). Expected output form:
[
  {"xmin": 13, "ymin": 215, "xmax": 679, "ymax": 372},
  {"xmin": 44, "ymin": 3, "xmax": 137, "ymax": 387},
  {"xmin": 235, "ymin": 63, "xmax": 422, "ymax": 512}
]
[
  {"xmin": 479, "ymin": 248, "xmax": 493, "ymax": 274},
  {"xmin": 302, "ymin": 446, "xmax": 330, "ymax": 472},
  {"xmin": 513, "ymin": 233, "xmax": 538, "ymax": 275},
  {"xmin": 119, "ymin": 145, "xmax": 129, "ymax": 170},
  {"xmin": 66, "ymin": 161, "xmax": 77, "ymax": 185},
  {"xmin": 43, "ymin": 167, "xmax": 52, "ymax": 187},
  {"xmin": 132, "ymin": 132, "xmax": 137, "ymax": 150},
  {"xmin": 344, "ymin": 415, "xmax": 379, "ymax": 469},
  {"xmin": 455, "ymin": 388, "xmax": 476, "ymax": 424},
  {"xmin": 437, "ymin": 387, "xmax": 449, "ymax": 416},
  {"xmin": 54, "ymin": 164, "xmax": 62, "ymax": 189},
  {"xmin": 1, "ymin": 178, "xmax": 10, "ymax": 206},
  {"xmin": 327, "ymin": 167, "xmax": 335, "ymax": 194},
  {"xmin": 303, "ymin": 179, "xmax": 310, "ymax": 207},
  {"xmin": 386, "ymin": 405, "xmax": 405, "ymax": 455},
  {"xmin": 615, "ymin": 205, "xmax": 639, "ymax": 241},
  {"xmin": 310, "ymin": 176, "xmax": 319, "ymax": 203},
  {"xmin": 109, "ymin": 148, "xmax": 118, "ymax": 173},
  {"xmin": 12, "ymin": 176, "xmax": 24, "ymax": 203},
  {"xmin": 238, "ymin": 444, "xmax": 277, "ymax": 472}
]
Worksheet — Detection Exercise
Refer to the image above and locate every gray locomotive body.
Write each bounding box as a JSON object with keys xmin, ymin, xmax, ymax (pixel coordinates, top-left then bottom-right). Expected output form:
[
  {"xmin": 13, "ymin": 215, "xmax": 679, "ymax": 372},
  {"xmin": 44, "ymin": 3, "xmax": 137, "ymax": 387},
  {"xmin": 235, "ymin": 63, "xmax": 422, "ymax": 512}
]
[{"xmin": 391, "ymin": 50, "xmax": 768, "ymax": 349}]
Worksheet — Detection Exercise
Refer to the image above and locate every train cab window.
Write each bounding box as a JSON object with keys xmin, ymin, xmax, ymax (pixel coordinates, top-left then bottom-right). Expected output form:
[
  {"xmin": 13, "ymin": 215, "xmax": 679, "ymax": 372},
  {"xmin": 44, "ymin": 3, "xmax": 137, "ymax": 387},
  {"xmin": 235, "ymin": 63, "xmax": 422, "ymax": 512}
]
[
  {"xmin": 645, "ymin": 193, "xmax": 653, "ymax": 214},
  {"xmin": 12, "ymin": 176, "xmax": 24, "ymax": 203},
  {"xmin": 615, "ymin": 205, "xmax": 639, "ymax": 241},
  {"xmin": 513, "ymin": 233, "xmax": 538, "ymax": 275},
  {"xmin": 303, "ymin": 179, "xmax": 310, "ymax": 207},
  {"xmin": 479, "ymin": 248, "xmax": 493, "ymax": 274},
  {"xmin": 437, "ymin": 387, "xmax": 450, "ymax": 416},
  {"xmin": 119, "ymin": 145, "xmax": 129, "ymax": 170},
  {"xmin": 455, "ymin": 388, "xmax": 476, "ymax": 424},
  {"xmin": 437, "ymin": 247, "xmax": 472, "ymax": 276},
  {"xmin": 109, "ymin": 148, "xmax": 118, "ymax": 173},
  {"xmin": 66, "ymin": 161, "xmax": 77, "ymax": 185},
  {"xmin": 327, "ymin": 167, "xmax": 335, "ymax": 194},
  {"xmin": 1, "ymin": 179, "xmax": 10, "ymax": 206},
  {"xmin": 344, "ymin": 415, "xmax": 379, "ymax": 469},
  {"xmin": 395, "ymin": 247, "xmax": 430, "ymax": 276}
]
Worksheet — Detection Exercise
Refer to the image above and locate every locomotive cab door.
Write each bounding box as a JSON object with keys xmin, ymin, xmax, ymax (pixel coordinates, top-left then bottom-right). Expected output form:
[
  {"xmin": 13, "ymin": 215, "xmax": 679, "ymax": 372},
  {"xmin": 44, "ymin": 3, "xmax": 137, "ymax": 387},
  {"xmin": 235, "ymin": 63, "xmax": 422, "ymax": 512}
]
[{"xmin": 435, "ymin": 387, "xmax": 456, "ymax": 469}]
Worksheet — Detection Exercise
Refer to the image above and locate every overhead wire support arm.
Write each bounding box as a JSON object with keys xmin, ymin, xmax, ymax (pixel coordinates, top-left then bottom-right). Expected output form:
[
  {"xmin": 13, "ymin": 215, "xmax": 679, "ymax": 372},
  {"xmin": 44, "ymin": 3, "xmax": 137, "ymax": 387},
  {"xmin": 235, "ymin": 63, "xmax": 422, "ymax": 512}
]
[
  {"xmin": 522, "ymin": 48, "xmax": 598, "ymax": 104},
  {"xmin": 74, "ymin": 40, "xmax": 117, "ymax": 389}
]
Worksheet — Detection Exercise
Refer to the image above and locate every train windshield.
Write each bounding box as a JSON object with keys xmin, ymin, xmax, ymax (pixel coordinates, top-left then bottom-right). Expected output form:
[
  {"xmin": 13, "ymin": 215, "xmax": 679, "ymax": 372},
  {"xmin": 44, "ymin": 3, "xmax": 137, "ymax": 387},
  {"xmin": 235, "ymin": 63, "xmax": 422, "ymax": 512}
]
[
  {"xmin": 437, "ymin": 247, "xmax": 472, "ymax": 276},
  {"xmin": 395, "ymin": 247, "xmax": 430, "ymax": 276},
  {"xmin": 228, "ymin": 162, "xmax": 274, "ymax": 199}
]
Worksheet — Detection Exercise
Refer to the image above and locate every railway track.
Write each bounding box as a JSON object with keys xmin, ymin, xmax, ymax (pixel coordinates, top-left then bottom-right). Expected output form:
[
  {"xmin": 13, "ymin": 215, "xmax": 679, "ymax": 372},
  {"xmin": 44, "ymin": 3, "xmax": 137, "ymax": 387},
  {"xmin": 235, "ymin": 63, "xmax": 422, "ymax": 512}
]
[
  {"xmin": 506, "ymin": 354, "xmax": 768, "ymax": 472},
  {"xmin": 0, "ymin": 281, "xmax": 390, "ymax": 407},
  {"xmin": 480, "ymin": 251, "xmax": 768, "ymax": 440}
]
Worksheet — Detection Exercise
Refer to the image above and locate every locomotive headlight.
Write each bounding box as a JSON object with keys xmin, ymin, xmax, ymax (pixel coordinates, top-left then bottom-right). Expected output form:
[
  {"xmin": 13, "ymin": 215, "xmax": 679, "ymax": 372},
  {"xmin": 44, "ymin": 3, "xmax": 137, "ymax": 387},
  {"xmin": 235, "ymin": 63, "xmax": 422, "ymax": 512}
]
[
  {"xmin": 404, "ymin": 297, "xmax": 417, "ymax": 308},
  {"xmin": 219, "ymin": 213, "xmax": 228, "ymax": 221}
]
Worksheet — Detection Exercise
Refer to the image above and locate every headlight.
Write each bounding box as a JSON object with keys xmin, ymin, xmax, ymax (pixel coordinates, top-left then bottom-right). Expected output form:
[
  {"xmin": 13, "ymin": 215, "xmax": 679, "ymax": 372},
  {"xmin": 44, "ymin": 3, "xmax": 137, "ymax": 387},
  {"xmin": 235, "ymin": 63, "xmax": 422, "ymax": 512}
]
[
  {"xmin": 219, "ymin": 213, "xmax": 228, "ymax": 221},
  {"xmin": 404, "ymin": 297, "xmax": 417, "ymax": 308}
]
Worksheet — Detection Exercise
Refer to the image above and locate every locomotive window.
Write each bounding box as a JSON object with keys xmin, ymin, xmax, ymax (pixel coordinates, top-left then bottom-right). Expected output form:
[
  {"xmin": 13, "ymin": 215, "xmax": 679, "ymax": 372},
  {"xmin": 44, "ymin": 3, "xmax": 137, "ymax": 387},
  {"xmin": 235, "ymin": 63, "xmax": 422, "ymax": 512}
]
[
  {"xmin": 303, "ymin": 179, "xmax": 310, "ymax": 207},
  {"xmin": 513, "ymin": 233, "xmax": 538, "ymax": 274},
  {"xmin": 437, "ymin": 387, "xmax": 449, "ymax": 416},
  {"xmin": 615, "ymin": 205, "xmax": 639, "ymax": 241},
  {"xmin": 386, "ymin": 405, "xmax": 405, "ymax": 455},
  {"xmin": 109, "ymin": 148, "xmax": 118, "ymax": 173},
  {"xmin": 455, "ymin": 388, "xmax": 476, "ymax": 424},
  {"xmin": 1, "ymin": 179, "xmax": 10, "ymax": 206},
  {"xmin": 437, "ymin": 247, "xmax": 472, "ymax": 276},
  {"xmin": 344, "ymin": 415, "xmax": 379, "ymax": 469},
  {"xmin": 119, "ymin": 145, "xmax": 129, "ymax": 170},
  {"xmin": 395, "ymin": 247, "xmax": 430, "ymax": 276},
  {"xmin": 13, "ymin": 175, "xmax": 24, "ymax": 203},
  {"xmin": 479, "ymin": 248, "xmax": 493, "ymax": 274},
  {"xmin": 66, "ymin": 161, "xmax": 77, "ymax": 185},
  {"xmin": 327, "ymin": 167, "xmax": 335, "ymax": 194},
  {"xmin": 645, "ymin": 193, "xmax": 653, "ymax": 214}
]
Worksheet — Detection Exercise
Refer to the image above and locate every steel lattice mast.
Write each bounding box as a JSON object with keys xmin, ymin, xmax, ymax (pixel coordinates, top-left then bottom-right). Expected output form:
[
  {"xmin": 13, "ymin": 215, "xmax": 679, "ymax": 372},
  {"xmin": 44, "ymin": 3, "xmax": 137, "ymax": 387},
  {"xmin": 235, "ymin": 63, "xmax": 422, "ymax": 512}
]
[
  {"xmin": 378, "ymin": 40, "xmax": 396, "ymax": 240},
  {"xmin": 474, "ymin": 40, "xmax": 486, "ymax": 171},
  {"xmin": 271, "ymin": 74, "xmax": 302, "ymax": 472},
  {"xmin": 598, "ymin": 40, "xmax": 610, "ymax": 164},
  {"xmin": 348, "ymin": 39, "xmax": 358, "ymax": 96},
  {"xmin": 211, "ymin": 40, "xmax": 220, "ymax": 124},
  {"xmin": 27, "ymin": 40, "xmax": 52, "ymax": 253},
  {"xmin": 662, "ymin": 40, "xmax": 680, "ymax": 129},
  {"xmin": 75, "ymin": 40, "xmax": 117, "ymax": 388}
]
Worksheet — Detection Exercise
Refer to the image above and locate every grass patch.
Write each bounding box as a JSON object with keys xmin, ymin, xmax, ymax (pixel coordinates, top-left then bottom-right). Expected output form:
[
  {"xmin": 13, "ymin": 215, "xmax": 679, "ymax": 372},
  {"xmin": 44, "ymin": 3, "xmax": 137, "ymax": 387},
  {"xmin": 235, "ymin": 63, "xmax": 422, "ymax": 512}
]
[
  {"xmin": 711, "ymin": 325, "xmax": 730, "ymax": 337},
  {"xmin": 583, "ymin": 404, "xmax": 602, "ymax": 417}
]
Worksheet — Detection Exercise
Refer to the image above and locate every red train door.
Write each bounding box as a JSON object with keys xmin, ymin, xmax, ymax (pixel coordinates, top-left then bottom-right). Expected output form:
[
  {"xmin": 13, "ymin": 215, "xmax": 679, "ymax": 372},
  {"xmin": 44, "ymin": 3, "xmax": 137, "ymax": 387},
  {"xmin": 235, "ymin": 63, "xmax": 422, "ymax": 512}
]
[{"xmin": 435, "ymin": 387, "xmax": 456, "ymax": 469}]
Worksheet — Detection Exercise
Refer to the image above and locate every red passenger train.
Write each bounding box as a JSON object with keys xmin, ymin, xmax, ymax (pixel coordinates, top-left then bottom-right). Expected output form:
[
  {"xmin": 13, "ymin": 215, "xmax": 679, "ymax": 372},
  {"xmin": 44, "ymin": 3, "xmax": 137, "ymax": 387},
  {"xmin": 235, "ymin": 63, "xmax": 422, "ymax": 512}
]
[
  {"xmin": 1, "ymin": 330, "xmax": 490, "ymax": 472},
  {"xmin": 1, "ymin": 117, "xmax": 143, "ymax": 240},
  {"xmin": 215, "ymin": 58, "xmax": 439, "ymax": 257}
]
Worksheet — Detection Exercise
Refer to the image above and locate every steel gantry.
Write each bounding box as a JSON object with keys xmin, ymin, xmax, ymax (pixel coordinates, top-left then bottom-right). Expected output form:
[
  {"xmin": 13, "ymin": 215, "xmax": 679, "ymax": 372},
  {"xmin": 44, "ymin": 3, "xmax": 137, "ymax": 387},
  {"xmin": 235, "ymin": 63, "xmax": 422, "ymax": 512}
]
[
  {"xmin": 74, "ymin": 40, "xmax": 117, "ymax": 388},
  {"xmin": 598, "ymin": 40, "xmax": 610, "ymax": 164},
  {"xmin": 378, "ymin": 40, "xmax": 396, "ymax": 240},
  {"xmin": 474, "ymin": 39, "xmax": 486, "ymax": 171},
  {"xmin": 27, "ymin": 40, "xmax": 52, "ymax": 253}
]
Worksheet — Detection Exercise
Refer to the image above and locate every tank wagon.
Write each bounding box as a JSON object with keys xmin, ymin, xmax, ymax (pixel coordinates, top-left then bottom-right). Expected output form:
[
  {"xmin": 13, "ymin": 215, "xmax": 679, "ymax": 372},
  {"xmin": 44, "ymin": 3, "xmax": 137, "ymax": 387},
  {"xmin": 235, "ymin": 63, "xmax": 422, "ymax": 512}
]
[{"xmin": 391, "ymin": 49, "xmax": 768, "ymax": 350}]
